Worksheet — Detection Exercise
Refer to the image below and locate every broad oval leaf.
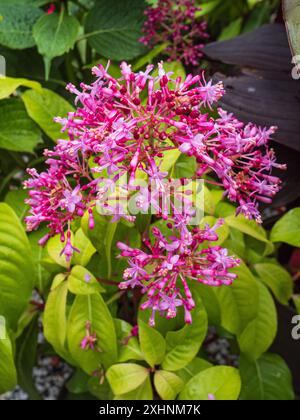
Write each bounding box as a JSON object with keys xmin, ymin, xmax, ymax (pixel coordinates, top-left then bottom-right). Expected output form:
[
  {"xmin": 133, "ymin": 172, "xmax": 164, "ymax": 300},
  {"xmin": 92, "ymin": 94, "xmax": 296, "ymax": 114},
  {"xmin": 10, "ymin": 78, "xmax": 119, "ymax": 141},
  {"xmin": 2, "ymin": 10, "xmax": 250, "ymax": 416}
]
[
  {"xmin": 177, "ymin": 358, "xmax": 212, "ymax": 384},
  {"xmin": 0, "ymin": 4, "xmax": 43, "ymax": 49},
  {"xmin": 240, "ymin": 353, "xmax": 294, "ymax": 400},
  {"xmin": 179, "ymin": 366, "xmax": 241, "ymax": 400},
  {"xmin": 22, "ymin": 88, "xmax": 74, "ymax": 141},
  {"xmin": 5, "ymin": 190, "xmax": 29, "ymax": 222},
  {"xmin": 33, "ymin": 10, "xmax": 80, "ymax": 76},
  {"xmin": 47, "ymin": 233, "xmax": 73, "ymax": 268},
  {"xmin": 270, "ymin": 208, "xmax": 300, "ymax": 247},
  {"xmin": 106, "ymin": 363, "xmax": 149, "ymax": 395},
  {"xmin": 238, "ymin": 282, "xmax": 277, "ymax": 361},
  {"xmin": 213, "ymin": 262, "xmax": 259, "ymax": 336},
  {"xmin": 114, "ymin": 319, "xmax": 144, "ymax": 363},
  {"xmin": 114, "ymin": 376, "xmax": 153, "ymax": 400},
  {"xmin": 67, "ymin": 293, "xmax": 118, "ymax": 373},
  {"xmin": 84, "ymin": 0, "xmax": 146, "ymax": 60},
  {"xmin": 162, "ymin": 289, "xmax": 208, "ymax": 371},
  {"xmin": 72, "ymin": 228, "xmax": 96, "ymax": 267},
  {"xmin": 0, "ymin": 329, "xmax": 17, "ymax": 394},
  {"xmin": 154, "ymin": 370, "xmax": 184, "ymax": 400},
  {"xmin": 0, "ymin": 203, "xmax": 35, "ymax": 330},
  {"xmin": 16, "ymin": 314, "xmax": 41, "ymax": 400},
  {"xmin": 43, "ymin": 274, "xmax": 72, "ymax": 363},
  {"xmin": 68, "ymin": 265, "xmax": 105, "ymax": 295},
  {"xmin": 0, "ymin": 99, "xmax": 41, "ymax": 153},
  {"xmin": 139, "ymin": 320, "xmax": 166, "ymax": 367},
  {"xmin": 254, "ymin": 262, "xmax": 293, "ymax": 305},
  {"xmin": 225, "ymin": 214, "xmax": 269, "ymax": 243}
]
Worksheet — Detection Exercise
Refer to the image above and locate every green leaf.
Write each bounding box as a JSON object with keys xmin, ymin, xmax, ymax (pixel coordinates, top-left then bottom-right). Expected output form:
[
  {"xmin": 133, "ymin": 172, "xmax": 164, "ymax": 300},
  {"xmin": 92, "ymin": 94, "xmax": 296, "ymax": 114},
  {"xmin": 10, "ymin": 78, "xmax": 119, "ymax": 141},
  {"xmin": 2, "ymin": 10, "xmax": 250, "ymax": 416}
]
[
  {"xmin": 0, "ymin": 329, "xmax": 17, "ymax": 394},
  {"xmin": 195, "ymin": 0, "xmax": 222, "ymax": 16},
  {"xmin": 218, "ymin": 17, "xmax": 243, "ymax": 41},
  {"xmin": 16, "ymin": 314, "xmax": 41, "ymax": 400},
  {"xmin": 133, "ymin": 42, "xmax": 169, "ymax": 71},
  {"xmin": 114, "ymin": 376, "xmax": 153, "ymax": 400},
  {"xmin": 67, "ymin": 294, "xmax": 118, "ymax": 372},
  {"xmin": 214, "ymin": 262, "xmax": 259, "ymax": 335},
  {"xmin": 106, "ymin": 363, "xmax": 149, "ymax": 395},
  {"xmin": 139, "ymin": 320, "xmax": 166, "ymax": 367},
  {"xmin": 82, "ymin": 210, "xmax": 117, "ymax": 278},
  {"xmin": 22, "ymin": 88, "xmax": 74, "ymax": 141},
  {"xmin": 0, "ymin": 99, "xmax": 41, "ymax": 153},
  {"xmin": 200, "ymin": 216, "xmax": 229, "ymax": 246},
  {"xmin": 72, "ymin": 228, "xmax": 96, "ymax": 267},
  {"xmin": 0, "ymin": 4, "xmax": 43, "ymax": 49},
  {"xmin": 5, "ymin": 189, "xmax": 29, "ymax": 222},
  {"xmin": 66, "ymin": 369, "xmax": 90, "ymax": 395},
  {"xmin": 162, "ymin": 288, "xmax": 208, "ymax": 371},
  {"xmin": 114, "ymin": 319, "xmax": 144, "ymax": 363},
  {"xmin": 196, "ymin": 283, "xmax": 221, "ymax": 326},
  {"xmin": 33, "ymin": 10, "xmax": 80, "ymax": 77},
  {"xmin": 238, "ymin": 282, "xmax": 277, "ymax": 360},
  {"xmin": 293, "ymin": 294, "xmax": 300, "ymax": 314},
  {"xmin": 84, "ymin": 0, "xmax": 146, "ymax": 60},
  {"xmin": 47, "ymin": 233, "xmax": 73, "ymax": 268},
  {"xmin": 68, "ymin": 265, "xmax": 105, "ymax": 295},
  {"xmin": 179, "ymin": 366, "xmax": 241, "ymax": 400},
  {"xmin": 283, "ymin": 0, "xmax": 300, "ymax": 57},
  {"xmin": 240, "ymin": 353, "xmax": 294, "ymax": 400},
  {"xmin": 0, "ymin": 77, "xmax": 42, "ymax": 100},
  {"xmin": 270, "ymin": 208, "xmax": 300, "ymax": 246},
  {"xmin": 203, "ymin": 186, "xmax": 216, "ymax": 216},
  {"xmin": 225, "ymin": 214, "xmax": 269, "ymax": 243},
  {"xmin": 43, "ymin": 274, "xmax": 72, "ymax": 362},
  {"xmin": 254, "ymin": 263, "xmax": 293, "ymax": 305},
  {"xmin": 0, "ymin": 203, "xmax": 35, "ymax": 330},
  {"xmin": 28, "ymin": 228, "xmax": 52, "ymax": 294},
  {"xmin": 81, "ymin": 210, "xmax": 109, "ymax": 253},
  {"xmin": 154, "ymin": 370, "xmax": 184, "ymax": 400},
  {"xmin": 177, "ymin": 358, "xmax": 212, "ymax": 383}
]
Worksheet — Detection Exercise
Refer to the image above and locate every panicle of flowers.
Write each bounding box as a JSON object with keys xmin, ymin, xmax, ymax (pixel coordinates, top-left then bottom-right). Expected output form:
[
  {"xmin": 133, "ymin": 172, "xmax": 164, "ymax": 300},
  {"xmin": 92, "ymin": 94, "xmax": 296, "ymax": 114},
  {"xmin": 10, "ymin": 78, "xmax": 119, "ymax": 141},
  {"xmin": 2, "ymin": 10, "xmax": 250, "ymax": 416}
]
[
  {"xmin": 24, "ymin": 61, "xmax": 284, "ymax": 325},
  {"xmin": 140, "ymin": 0, "xmax": 209, "ymax": 66},
  {"xmin": 117, "ymin": 217, "xmax": 240, "ymax": 326}
]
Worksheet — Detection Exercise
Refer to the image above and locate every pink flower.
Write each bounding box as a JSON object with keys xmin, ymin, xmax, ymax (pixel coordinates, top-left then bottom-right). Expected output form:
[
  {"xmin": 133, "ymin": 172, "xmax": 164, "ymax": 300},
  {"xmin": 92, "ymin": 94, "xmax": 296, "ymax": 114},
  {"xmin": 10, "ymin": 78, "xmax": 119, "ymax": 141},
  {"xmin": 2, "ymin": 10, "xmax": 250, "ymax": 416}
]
[
  {"xmin": 46, "ymin": 3, "xmax": 56, "ymax": 15},
  {"xmin": 117, "ymin": 218, "xmax": 240, "ymax": 325},
  {"xmin": 140, "ymin": 0, "xmax": 209, "ymax": 66},
  {"xmin": 23, "ymin": 61, "xmax": 284, "ymax": 325},
  {"xmin": 80, "ymin": 321, "xmax": 98, "ymax": 351}
]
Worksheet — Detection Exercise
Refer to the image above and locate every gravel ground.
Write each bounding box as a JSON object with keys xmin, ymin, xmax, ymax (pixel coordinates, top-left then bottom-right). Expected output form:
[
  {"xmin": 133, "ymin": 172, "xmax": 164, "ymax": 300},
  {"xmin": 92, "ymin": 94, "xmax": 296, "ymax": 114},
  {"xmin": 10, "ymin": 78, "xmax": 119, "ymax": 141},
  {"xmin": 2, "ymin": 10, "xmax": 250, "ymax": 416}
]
[{"xmin": 0, "ymin": 356, "xmax": 73, "ymax": 400}]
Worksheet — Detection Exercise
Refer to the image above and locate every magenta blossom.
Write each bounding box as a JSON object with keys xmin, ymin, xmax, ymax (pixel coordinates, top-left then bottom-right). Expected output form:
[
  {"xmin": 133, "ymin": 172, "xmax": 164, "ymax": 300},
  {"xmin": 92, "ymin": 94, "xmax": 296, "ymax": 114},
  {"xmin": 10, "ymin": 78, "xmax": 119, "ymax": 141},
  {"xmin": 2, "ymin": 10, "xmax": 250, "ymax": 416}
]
[
  {"xmin": 140, "ymin": 0, "xmax": 209, "ymax": 66},
  {"xmin": 24, "ymin": 62, "xmax": 284, "ymax": 323},
  {"xmin": 117, "ymin": 218, "xmax": 240, "ymax": 326}
]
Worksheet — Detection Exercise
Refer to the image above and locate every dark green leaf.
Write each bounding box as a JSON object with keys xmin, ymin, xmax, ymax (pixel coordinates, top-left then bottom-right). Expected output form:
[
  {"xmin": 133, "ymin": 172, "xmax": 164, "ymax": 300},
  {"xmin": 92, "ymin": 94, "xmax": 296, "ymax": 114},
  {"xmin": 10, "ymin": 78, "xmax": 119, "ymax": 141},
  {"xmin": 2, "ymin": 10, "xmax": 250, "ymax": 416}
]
[
  {"xmin": 238, "ymin": 282, "xmax": 277, "ymax": 360},
  {"xmin": 240, "ymin": 353, "xmax": 294, "ymax": 400},
  {"xmin": 0, "ymin": 4, "xmax": 43, "ymax": 49},
  {"xmin": 22, "ymin": 88, "xmax": 74, "ymax": 141},
  {"xmin": 270, "ymin": 208, "xmax": 300, "ymax": 247},
  {"xmin": 16, "ymin": 315, "xmax": 41, "ymax": 400},
  {"xmin": 254, "ymin": 263, "xmax": 293, "ymax": 305},
  {"xmin": 85, "ymin": 0, "xmax": 146, "ymax": 60},
  {"xmin": 0, "ymin": 99, "xmax": 41, "ymax": 153}
]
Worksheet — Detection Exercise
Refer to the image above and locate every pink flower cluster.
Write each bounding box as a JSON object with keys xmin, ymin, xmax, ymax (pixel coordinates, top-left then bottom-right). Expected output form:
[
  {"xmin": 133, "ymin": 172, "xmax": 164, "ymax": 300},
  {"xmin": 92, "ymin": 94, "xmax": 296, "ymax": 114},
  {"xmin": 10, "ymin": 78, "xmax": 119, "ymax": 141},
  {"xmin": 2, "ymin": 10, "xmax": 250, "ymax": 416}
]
[
  {"xmin": 24, "ymin": 61, "xmax": 284, "ymax": 324},
  {"xmin": 118, "ymin": 218, "xmax": 239, "ymax": 325},
  {"xmin": 140, "ymin": 0, "xmax": 209, "ymax": 66}
]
